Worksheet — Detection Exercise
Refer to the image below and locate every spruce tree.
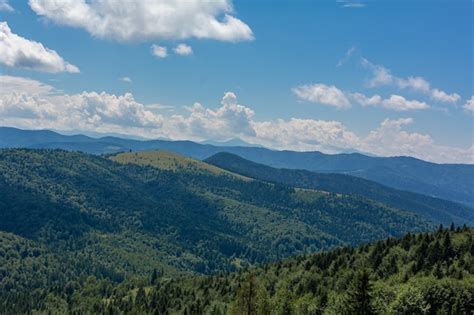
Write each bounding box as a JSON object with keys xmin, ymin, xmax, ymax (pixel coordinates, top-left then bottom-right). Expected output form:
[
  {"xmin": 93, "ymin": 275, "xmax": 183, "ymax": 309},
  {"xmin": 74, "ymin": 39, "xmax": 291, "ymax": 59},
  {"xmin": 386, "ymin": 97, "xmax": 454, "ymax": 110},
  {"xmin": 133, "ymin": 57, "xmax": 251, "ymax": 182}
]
[{"xmin": 345, "ymin": 270, "xmax": 374, "ymax": 315}]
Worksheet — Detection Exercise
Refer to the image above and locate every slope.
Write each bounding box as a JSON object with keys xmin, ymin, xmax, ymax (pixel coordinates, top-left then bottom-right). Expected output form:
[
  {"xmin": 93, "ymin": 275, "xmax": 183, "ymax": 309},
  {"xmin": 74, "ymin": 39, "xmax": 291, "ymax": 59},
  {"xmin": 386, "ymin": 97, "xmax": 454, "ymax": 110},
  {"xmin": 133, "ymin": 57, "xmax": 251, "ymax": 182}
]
[
  {"xmin": 205, "ymin": 152, "xmax": 474, "ymax": 226},
  {"xmin": 3, "ymin": 227, "xmax": 472, "ymax": 314},
  {"xmin": 0, "ymin": 149, "xmax": 432, "ymax": 282},
  {"xmin": 1, "ymin": 126, "xmax": 473, "ymax": 206}
]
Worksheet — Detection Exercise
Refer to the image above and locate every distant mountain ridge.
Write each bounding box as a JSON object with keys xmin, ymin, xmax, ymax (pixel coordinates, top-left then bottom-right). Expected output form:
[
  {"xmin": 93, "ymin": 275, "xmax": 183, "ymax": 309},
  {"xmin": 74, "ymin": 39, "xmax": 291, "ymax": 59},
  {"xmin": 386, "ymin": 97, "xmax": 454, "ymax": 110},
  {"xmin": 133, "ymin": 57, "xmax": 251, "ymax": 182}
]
[
  {"xmin": 205, "ymin": 152, "xmax": 474, "ymax": 226},
  {"xmin": 1, "ymin": 126, "xmax": 473, "ymax": 207}
]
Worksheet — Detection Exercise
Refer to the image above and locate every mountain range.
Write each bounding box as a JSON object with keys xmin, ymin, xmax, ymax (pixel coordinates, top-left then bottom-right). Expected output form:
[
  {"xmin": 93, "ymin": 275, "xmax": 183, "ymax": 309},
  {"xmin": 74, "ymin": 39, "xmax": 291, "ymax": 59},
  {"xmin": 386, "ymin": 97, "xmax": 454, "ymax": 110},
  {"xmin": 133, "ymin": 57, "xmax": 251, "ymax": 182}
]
[
  {"xmin": 0, "ymin": 149, "xmax": 431, "ymax": 280},
  {"xmin": 1, "ymin": 126, "xmax": 473, "ymax": 207},
  {"xmin": 205, "ymin": 152, "xmax": 474, "ymax": 226}
]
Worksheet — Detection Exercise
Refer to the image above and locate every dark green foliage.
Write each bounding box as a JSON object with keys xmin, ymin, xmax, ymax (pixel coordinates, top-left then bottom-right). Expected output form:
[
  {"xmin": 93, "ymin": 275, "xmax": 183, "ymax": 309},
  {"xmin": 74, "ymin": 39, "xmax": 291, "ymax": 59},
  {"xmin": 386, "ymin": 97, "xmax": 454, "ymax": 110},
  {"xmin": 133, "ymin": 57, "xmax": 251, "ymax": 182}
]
[
  {"xmin": 345, "ymin": 270, "xmax": 375, "ymax": 315},
  {"xmin": 0, "ymin": 149, "xmax": 431, "ymax": 283},
  {"xmin": 0, "ymin": 149, "xmax": 471, "ymax": 314},
  {"xmin": 205, "ymin": 152, "xmax": 474, "ymax": 225},
  {"xmin": 2, "ymin": 227, "xmax": 472, "ymax": 314}
]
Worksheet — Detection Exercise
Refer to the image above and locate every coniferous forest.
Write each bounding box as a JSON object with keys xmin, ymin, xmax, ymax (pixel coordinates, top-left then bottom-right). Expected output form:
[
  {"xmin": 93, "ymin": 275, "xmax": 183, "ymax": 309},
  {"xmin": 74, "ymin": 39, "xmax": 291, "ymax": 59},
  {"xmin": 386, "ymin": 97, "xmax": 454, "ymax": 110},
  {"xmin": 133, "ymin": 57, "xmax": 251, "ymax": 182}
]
[
  {"xmin": 1, "ymin": 225, "xmax": 472, "ymax": 314},
  {"xmin": 0, "ymin": 149, "xmax": 473, "ymax": 314}
]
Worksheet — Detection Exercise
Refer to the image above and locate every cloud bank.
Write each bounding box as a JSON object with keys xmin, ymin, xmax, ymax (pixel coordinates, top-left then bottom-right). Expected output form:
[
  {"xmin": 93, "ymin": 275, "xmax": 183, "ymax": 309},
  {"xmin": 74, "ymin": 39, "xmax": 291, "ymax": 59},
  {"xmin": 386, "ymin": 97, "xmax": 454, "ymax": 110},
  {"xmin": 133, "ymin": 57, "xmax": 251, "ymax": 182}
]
[{"xmin": 1, "ymin": 75, "xmax": 472, "ymax": 163}]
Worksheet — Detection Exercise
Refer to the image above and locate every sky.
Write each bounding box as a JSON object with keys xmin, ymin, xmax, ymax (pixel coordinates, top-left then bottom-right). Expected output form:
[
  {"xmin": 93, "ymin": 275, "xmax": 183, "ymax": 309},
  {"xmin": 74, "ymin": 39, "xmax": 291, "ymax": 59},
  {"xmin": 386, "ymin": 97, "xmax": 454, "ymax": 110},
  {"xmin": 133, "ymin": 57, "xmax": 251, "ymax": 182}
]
[{"xmin": 0, "ymin": 0, "xmax": 472, "ymax": 163}]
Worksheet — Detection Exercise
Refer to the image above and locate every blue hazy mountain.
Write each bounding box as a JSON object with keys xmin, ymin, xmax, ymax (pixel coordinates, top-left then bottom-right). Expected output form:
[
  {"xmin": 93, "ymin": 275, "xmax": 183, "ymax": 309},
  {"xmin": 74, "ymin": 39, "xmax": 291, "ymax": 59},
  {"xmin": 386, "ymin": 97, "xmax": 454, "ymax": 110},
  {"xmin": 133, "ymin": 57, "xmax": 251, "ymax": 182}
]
[{"xmin": 1, "ymin": 126, "xmax": 473, "ymax": 207}]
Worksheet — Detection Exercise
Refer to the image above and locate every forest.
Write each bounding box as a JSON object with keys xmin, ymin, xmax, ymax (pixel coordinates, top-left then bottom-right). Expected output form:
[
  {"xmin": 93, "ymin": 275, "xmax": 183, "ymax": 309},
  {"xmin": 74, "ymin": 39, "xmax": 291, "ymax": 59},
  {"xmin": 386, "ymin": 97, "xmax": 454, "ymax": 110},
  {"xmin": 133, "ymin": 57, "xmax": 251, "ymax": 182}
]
[
  {"xmin": 1, "ymin": 226, "xmax": 472, "ymax": 314},
  {"xmin": 0, "ymin": 149, "xmax": 472, "ymax": 314}
]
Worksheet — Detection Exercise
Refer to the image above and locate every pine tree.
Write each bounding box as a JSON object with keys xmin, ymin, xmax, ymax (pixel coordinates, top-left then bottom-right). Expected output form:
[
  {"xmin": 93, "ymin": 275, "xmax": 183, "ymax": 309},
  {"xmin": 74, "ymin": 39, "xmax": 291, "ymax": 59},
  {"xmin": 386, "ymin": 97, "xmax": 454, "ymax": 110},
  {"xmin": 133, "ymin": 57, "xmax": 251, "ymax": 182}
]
[
  {"xmin": 443, "ymin": 232, "xmax": 454, "ymax": 261},
  {"xmin": 345, "ymin": 270, "xmax": 374, "ymax": 315}
]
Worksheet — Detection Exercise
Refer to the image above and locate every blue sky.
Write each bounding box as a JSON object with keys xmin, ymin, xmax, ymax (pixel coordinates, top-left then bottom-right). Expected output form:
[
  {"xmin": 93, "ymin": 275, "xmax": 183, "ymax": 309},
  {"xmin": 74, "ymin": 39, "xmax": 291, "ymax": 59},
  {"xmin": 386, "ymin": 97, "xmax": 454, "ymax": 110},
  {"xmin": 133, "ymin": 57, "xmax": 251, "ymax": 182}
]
[{"xmin": 0, "ymin": 0, "xmax": 472, "ymax": 163}]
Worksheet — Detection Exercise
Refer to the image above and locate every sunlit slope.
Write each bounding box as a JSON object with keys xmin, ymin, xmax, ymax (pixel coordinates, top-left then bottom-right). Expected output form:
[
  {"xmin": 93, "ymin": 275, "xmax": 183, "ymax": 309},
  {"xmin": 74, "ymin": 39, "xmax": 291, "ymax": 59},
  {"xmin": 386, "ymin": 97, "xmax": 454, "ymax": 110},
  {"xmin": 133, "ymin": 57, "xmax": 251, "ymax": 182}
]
[{"xmin": 110, "ymin": 150, "xmax": 248, "ymax": 180}]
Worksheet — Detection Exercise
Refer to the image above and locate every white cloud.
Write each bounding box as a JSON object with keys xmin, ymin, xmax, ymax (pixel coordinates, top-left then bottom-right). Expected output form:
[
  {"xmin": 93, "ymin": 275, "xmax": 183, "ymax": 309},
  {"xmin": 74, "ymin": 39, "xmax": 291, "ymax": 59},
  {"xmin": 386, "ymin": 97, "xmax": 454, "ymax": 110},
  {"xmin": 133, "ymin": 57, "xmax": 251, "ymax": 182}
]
[
  {"xmin": 463, "ymin": 96, "xmax": 474, "ymax": 113},
  {"xmin": 380, "ymin": 95, "xmax": 429, "ymax": 111},
  {"xmin": 293, "ymin": 84, "xmax": 351, "ymax": 109},
  {"xmin": 151, "ymin": 44, "xmax": 167, "ymax": 58},
  {"xmin": 361, "ymin": 118, "xmax": 474, "ymax": 163},
  {"xmin": 350, "ymin": 92, "xmax": 382, "ymax": 107},
  {"xmin": 119, "ymin": 77, "xmax": 132, "ymax": 83},
  {"xmin": 293, "ymin": 83, "xmax": 429, "ymax": 111},
  {"xmin": 351, "ymin": 92, "xmax": 429, "ymax": 111},
  {"xmin": 360, "ymin": 57, "xmax": 394, "ymax": 87},
  {"xmin": 342, "ymin": 3, "xmax": 366, "ymax": 8},
  {"xmin": 28, "ymin": 0, "xmax": 254, "ymax": 43},
  {"xmin": 0, "ymin": 0, "xmax": 13, "ymax": 12},
  {"xmin": 361, "ymin": 57, "xmax": 460, "ymax": 103},
  {"xmin": 253, "ymin": 118, "xmax": 360, "ymax": 153},
  {"xmin": 1, "ymin": 75, "xmax": 472, "ymax": 163},
  {"xmin": 432, "ymin": 88, "xmax": 461, "ymax": 103},
  {"xmin": 174, "ymin": 43, "xmax": 193, "ymax": 56},
  {"xmin": 337, "ymin": 46, "xmax": 356, "ymax": 67},
  {"xmin": 0, "ymin": 21, "xmax": 79, "ymax": 73}
]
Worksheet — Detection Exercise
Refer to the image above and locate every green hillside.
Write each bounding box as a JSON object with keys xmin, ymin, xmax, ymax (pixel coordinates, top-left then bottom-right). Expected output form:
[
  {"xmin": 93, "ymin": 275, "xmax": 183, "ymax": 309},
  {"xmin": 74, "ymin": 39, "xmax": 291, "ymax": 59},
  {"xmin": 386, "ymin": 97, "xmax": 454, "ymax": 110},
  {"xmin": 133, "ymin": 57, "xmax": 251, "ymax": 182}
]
[
  {"xmin": 3, "ymin": 126, "xmax": 473, "ymax": 207},
  {"xmin": 111, "ymin": 150, "xmax": 248, "ymax": 180},
  {"xmin": 2, "ymin": 227, "xmax": 472, "ymax": 314},
  {"xmin": 205, "ymin": 152, "xmax": 474, "ymax": 226},
  {"xmin": 0, "ymin": 149, "xmax": 434, "ymax": 298}
]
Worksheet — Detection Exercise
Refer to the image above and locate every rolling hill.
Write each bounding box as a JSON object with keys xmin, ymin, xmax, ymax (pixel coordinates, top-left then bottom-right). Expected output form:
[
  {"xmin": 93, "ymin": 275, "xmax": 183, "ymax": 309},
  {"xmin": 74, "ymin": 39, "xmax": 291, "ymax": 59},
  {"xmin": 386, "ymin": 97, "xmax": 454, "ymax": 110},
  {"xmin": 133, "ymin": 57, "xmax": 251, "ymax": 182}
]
[
  {"xmin": 205, "ymin": 152, "xmax": 474, "ymax": 226},
  {"xmin": 110, "ymin": 150, "xmax": 246, "ymax": 179},
  {"xmin": 0, "ymin": 149, "xmax": 432, "ymax": 284},
  {"xmin": 1, "ymin": 126, "xmax": 473, "ymax": 207}
]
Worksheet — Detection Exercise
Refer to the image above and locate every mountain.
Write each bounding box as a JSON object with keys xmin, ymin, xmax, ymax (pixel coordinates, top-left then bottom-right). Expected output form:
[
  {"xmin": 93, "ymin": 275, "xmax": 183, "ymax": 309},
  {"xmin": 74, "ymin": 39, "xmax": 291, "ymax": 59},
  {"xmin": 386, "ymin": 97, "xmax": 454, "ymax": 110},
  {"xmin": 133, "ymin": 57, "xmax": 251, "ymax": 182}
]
[
  {"xmin": 3, "ymin": 225, "xmax": 472, "ymax": 314},
  {"xmin": 205, "ymin": 152, "xmax": 474, "ymax": 226},
  {"xmin": 1, "ymin": 126, "xmax": 473, "ymax": 207},
  {"xmin": 0, "ymin": 149, "xmax": 432, "ymax": 281},
  {"xmin": 200, "ymin": 137, "xmax": 264, "ymax": 148}
]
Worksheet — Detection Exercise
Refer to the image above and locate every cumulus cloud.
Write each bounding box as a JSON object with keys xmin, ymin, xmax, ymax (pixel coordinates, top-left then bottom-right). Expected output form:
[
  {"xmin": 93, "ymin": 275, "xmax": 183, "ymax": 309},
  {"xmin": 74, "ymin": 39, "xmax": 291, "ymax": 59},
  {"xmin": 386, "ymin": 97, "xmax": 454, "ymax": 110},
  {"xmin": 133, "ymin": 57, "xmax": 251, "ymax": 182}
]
[
  {"xmin": 1, "ymin": 75, "xmax": 472, "ymax": 163},
  {"xmin": 350, "ymin": 93, "xmax": 382, "ymax": 107},
  {"xmin": 293, "ymin": 84, "xmax": 351, "ymax": 109},
  {"xmin": 0, "ymin": 0, "xmax": 13, "ymax": 12},
  {"xmin": 361, "ymin": 118, "xmax": 474, "ymax": 163},
  {"xmin": 351, "ymin": 92, "xmax": 429, "ymax": 111},
  {"xmin": 174, "ymin": 43, "xmax": 193, "ymax": 56},
  {"xmin": 380, "ymin": 95, "xmax": 429, "ymax": 111},
  {"xmin": 0, "ymin": 76, "xmax": 255, "ymax": 142},
  {"xmin": 0, "ymin": 75, "xmax": 162, "ymax": 134},
  {"xmin": 151, "ymin": 44, "xmax": 167, "ymax": 58},
  {"xmin": 0, "ymin": 21, "xmax": 79, "ymax": 73},
  {"xmin": 463, "ymin": 96, "xmax": 474, "ymax": 113},
  {"xmin": 361, "ymin": 57, "xmax": 460, "ymax": 103},
  {"xmin": 28, "ymin": 0, "xmax": 254, "ymax": 42},
  {"xmin": 293, "ymin": 83, "xmax": 429, "ymax": 111},
  {"xmin": 253, "ymin": 118, "xmax": 360, "ymax": 153},
  {"xmin": 119, "ymin": 77, "xmax": 132, "ymax": 83}
]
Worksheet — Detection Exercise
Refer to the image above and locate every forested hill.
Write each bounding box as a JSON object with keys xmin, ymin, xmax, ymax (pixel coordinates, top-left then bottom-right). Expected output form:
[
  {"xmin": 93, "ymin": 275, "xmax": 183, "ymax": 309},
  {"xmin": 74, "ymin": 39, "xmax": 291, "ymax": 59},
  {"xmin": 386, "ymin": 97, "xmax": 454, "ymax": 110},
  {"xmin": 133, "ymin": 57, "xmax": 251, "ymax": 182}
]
[
  {"xmin": 1, "ymin": 126, "xmax": 473, "ymax": 207},
  {"xmin": 0, "ymin": 149, "xmax": 431, "ymax": 279},
  {"xmin": 2, "ymin": 227, "xmax": 472, "ymax": 314},
  {"xmin": 205, "ymin": 152, "xmax": 474, "ymax": 226}
]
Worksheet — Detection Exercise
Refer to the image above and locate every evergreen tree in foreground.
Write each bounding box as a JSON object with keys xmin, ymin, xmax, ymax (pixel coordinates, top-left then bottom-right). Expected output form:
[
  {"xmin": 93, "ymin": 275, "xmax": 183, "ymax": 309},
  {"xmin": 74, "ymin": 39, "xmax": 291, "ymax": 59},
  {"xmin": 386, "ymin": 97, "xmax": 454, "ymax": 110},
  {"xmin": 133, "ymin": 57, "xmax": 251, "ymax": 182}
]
[{"xmin": 345, "ymin": 270, "xmax": 375, "ymax": 315}]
